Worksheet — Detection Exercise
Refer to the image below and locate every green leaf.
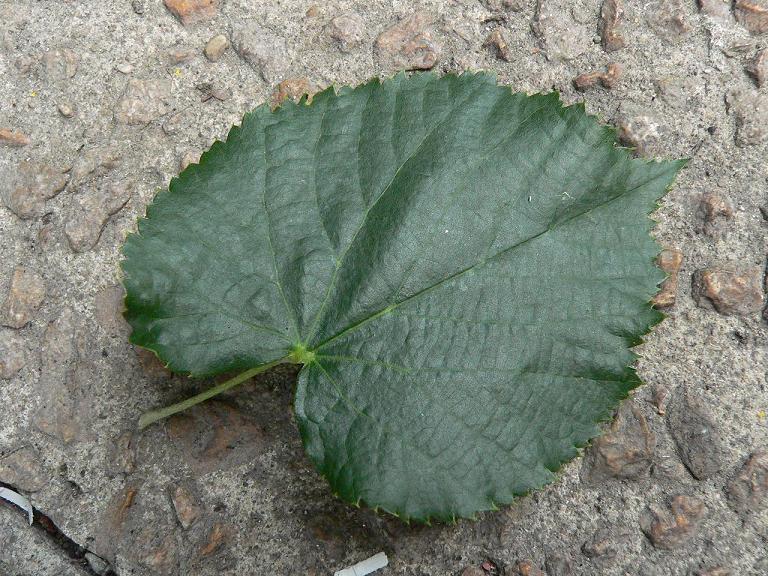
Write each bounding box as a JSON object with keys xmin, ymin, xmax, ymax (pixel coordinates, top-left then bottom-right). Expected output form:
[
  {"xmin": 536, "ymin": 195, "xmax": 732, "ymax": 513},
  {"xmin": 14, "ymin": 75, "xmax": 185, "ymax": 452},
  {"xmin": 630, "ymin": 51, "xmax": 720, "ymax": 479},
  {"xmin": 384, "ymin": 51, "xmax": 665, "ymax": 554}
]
[{"xmin": 122, "ymin": 72, "xmax": 684, "ymax": 523}]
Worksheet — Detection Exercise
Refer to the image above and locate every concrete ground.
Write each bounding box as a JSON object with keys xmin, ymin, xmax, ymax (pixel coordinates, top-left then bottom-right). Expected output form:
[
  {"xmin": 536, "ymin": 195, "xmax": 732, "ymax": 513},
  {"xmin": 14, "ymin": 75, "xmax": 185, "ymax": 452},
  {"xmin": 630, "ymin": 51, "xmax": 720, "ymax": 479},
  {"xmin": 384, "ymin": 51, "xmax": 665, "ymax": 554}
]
[{"xmin": 1, "ymin": 0, "xmax": 767, "ymax": 574}]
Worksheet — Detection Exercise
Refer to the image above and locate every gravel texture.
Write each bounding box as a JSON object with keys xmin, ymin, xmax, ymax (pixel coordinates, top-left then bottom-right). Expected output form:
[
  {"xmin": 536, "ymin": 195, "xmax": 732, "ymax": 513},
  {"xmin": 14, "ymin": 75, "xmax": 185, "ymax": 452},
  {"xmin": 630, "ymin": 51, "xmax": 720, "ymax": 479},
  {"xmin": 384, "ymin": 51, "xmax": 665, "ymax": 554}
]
[{"xmin": 1, "ymin": 1, "xmax": 767, "ymax": 575}]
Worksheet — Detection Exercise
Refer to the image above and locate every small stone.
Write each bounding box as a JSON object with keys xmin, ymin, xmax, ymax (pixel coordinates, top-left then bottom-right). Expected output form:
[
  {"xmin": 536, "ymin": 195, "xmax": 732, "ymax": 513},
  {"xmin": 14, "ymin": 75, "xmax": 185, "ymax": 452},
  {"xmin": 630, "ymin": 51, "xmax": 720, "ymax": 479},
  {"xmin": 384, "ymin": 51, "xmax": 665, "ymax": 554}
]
[
  {"xmin": 114, "ymin": 78, "xmax": 172, "ymax": 125},
  {"xmin": 179, "ymin": 150, "xmax": 199, "ymax": 171},
  {"xmin": 375, "ymin": 12, "xmax": 441, "ymax": 70},
  {"xmin": 582, "ymin": 527, "xmax": 630, "ymax": 562},
  {"xmin": 698, "ymin": 0, "xmax": 732, "ymax": 19},
  {"xmin": 533, "ymin": 0, "xmax": 592, "ymax": 60},
  {"xmin": 64, "ymin": 181, "xmax": 132, "ymax": 252},
  {"xmin": 199, "ymin": 522, "xmax": 228, "ymax": 556},
  {"xmin": 652, "ymin": 248, "xmax": 683, "ymax": 308},
  {"xmin": 204, "ymin": 34, "xmax": 229, "ymax": 61},
  {"xmin": 640, "ymin": 495, "xmax": 706, "ymax": 549},
  {"xmin": 15, "ymin": 54, "xmax": 35, "ymax": 74},
  {"xmin": 42, "ymin": 48, "xmax": 78, "ymax": 81},
  {"xmin": 1, "ymin": 268, "xmax": 45, "ymax": 329},
  {"xmin": 484, "ymin": 29, "xmax": 511, "ymax": 62},
  {"xmin": 735, "ymin": 0, "xmax": 768, "ymax": 35},
  {"xmin": 582, "ymin": 404, "xmax": 655, "ymax": 482},
  {"xmin": 667, "ymin": 387, "xmax": 725, "ymax": 479},
  {"xmin": 170, "ymin": 485, "xmax": 202, "ymax": 529},
  {"xmin": 328, "ymin": 13, "xmax": 365, "ymax": 52},
  {"xmin": 727, "ymin": 451, "xmax": 768, "ymax": 516},
  {"xmin": 94, "ymin": 285, "xmax": 128, "ymax": 337},
  {"xmin": 747, "ymin": 49, "xmax": 768, "ymax": 87},
  {"xmin": 306, "ymin": 5, "xmax": 320, "ymax": 17},
  {"xmin": 696, "ymin": 193, "xmax": 734, "ymax": 238},
  {"xmin": 460, "ymin": 568, "xmax": 485, "ymax": 576},
  {"xmin": 647, "ymin": 0, "xmax": 692, "ymax": 43},
  {"xmin": 0, "ymin": 447, "xmax": 49, "ymax": 492},
  {"xmin": 0, "ymin": 330, "xmax": 27, "ymax": 379},
  {"xmin": 132, "ymin": 0, "xmax": 145, "ymax": 15},
  {"xmin": 115, "ymin": 62, "xmax": 134, "ymax": 74},
  {"xmin": 2, "ymin": 160, "xmax": 70, "ymax": 219},
  {"xmin": 167, "ymin": 48, "xmax": 195, "ymax": 64},
  {"xmin": 651, "ymin": 384, "xmax": 670, "ymax": 415},
  {"xmin": 692, "ymin": 266, "xmax": 765, "ymax": 316},
  {"xmin": 85, "ymin": 552, "xmax": 111, "ymax": 576},
  {"xmin": 108, "ymin": 431, "xmax": 136, "ymax": 476},
  {"xmin": 510, "ymin": 560, "xmax": 545, "ymax": 576},
  {"xmin": 271, "ymin": 77, "xmax": 315, "ymax": 108},
  {"xmin": 0, "ymin": 128, "xmax": 30, "ymax": 147},
  {"xmin": 57, "ymin": 102, "xmax": 75, "ymax": 118},
  {"xmin": 71, "ymin": 148, "xmax": 120, "ymax": 188},
  {"xmin": 139, "ymin": 533, "xmax": 178, "ymax": 575},
  {"xmin": 600, "ymin": 0, "xmax": 626, "ymax": 52},
  {"xmin": 164, "ymin": 0, "xmax": 218, "ymax": 25},
  {"xmin": 545, "ymin": 552, "xmax": 573, "ymax": 576},
  {"xmin": 727, "ymin": 90, "xmax": 768, "ymax": 146},
  {"xmin": 617, "ymin": 116, "xmax": 661, "ymax": 156},
  {"xmin": 196, "ymin": 82, "xmax": 230, "ymax": 102},
  {"xmin": 573, "ymin": 63, "xmax": 621, "ymax": 91},
  {"xmin": 232, "ymin": 24, "xmax": 291, "ymax": 82}
]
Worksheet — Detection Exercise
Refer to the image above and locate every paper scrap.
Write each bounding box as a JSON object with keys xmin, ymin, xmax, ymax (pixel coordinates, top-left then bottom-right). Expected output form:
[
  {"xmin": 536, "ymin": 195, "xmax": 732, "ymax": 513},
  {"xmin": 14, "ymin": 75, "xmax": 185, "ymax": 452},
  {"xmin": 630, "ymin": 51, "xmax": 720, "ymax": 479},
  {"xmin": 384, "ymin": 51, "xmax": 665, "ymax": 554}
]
[{"xmin": 334, "ymin": 552, "xmax": 388, "ymax": 576}]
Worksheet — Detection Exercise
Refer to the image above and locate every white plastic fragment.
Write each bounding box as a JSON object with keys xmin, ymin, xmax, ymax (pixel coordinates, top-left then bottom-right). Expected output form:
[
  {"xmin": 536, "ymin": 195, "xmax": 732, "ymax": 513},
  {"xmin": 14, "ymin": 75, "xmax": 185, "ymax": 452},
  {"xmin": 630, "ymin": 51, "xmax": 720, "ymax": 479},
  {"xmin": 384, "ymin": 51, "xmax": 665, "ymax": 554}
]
[
  {"xmin": 0, "ymin": 486, "xmax": 34, "ymax": 525},
  {"xmin": 334, "ymin": 552, "xmax": 388, "ymax": 576}
]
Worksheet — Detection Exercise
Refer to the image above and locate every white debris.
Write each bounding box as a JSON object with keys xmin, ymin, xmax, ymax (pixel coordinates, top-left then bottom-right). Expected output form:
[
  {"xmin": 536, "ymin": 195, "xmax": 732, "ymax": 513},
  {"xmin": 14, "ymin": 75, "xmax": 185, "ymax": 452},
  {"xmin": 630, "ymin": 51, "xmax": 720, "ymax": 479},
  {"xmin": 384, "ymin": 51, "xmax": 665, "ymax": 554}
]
[
  {"xmin": 0, "ymin": 486, "xmax": 34, "ymax": 525},
  {"xmin": 334, "ymin": 552, "xmax": 388, "ymax": 576}
]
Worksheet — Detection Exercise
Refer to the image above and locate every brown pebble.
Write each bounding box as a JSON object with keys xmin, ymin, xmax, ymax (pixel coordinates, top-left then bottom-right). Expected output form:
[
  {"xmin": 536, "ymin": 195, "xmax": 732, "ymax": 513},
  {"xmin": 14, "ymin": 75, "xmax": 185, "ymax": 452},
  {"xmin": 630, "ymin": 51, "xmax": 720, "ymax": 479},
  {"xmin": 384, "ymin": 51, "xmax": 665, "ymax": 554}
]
[
  {"xmin": 573, "ymin": 63, "xmax": 621, "ymax": 91},
  {"xmin": 640, "ymin": 495, "xmax": 706, "ymax": 550},
  {"xmin": 484, "ymin": 29, "xmax": 511, "ymax": 62},
  {"xmin": 735, "ymin": 0, "xmax": 768, "ymax": 35},
  {"xmin": 199, "ymin": 522, "xmax": 228, "ymax": 556},
  {"xmin": 651, "ymin": 384, "xmax": 669, "ymax": 415},
  {"xmin": 600, "ymin": 0, "xmax": 626, "ymax": 52},
  {"xmin": 179, "ymin": 150, "xmax": 199, "ymax": 171},
  {"xmin": 0, "ymin": 447, "xmax": 49, "ymax": 492},
  {"xmin": 652, "ymin": 248, "xmax": 683, "ymax": 308},
  {"xmin": 170, "ymin": 485, "xmax": 202, "ymax": 529},
  {"xmin": 306, "ymin": 5, "xmax": 320, "ymax": 17},
  {"xmin": 57, "ymin": 102, "xmax": 75, "ymax": 118},
  {"xmin": 747, "ymin": 48, "xmax": 768, "ymax": 87},
  {"xmin": 692, "ymin": 266, "xmax": 765, "ymax": 316},
  {"xmin": 1, "ymin": 268, "xmax": 46, "ymax": 329},
  {"xmin": 271, "ymin": 78, "xmax": 315, "ymax": 108},
  {"xmin": 727, "ymin": 451, "xmax": 768, "ymax": 516},
  {"xmin": 375, "ymin": 12, "xmax": 440, "ymax": 71},
  {"xmin": 696, "ymin": 193, "xmax": 733, "ymax": 238},
  {"xmin": 511, "ymin": 560, "xmax": 546, "ymax": 576},
  {"xmin": 204, "ymin": 34, "xmax": 229, "ymax": 61},
  {"xmin": 328, "ymin": 13, "xmax": 365, "ymax": 52},
  {"xmin": 0, "ymin": 128, "xmax": 30, "ymax": 147},
  {"xmin": 3, "ymin": 160, "xmax": 70, "ymax": 219},
  {"xmin": 461, "ymin": 567, "xmax": 485, "ymax": 576},
  {"xmin": 164, "ymin": 0, "xmax": 218, "ymax": 25},
  {"xmin": 167, "ymin": 47, "xmax": 196, "ymax": 64}
]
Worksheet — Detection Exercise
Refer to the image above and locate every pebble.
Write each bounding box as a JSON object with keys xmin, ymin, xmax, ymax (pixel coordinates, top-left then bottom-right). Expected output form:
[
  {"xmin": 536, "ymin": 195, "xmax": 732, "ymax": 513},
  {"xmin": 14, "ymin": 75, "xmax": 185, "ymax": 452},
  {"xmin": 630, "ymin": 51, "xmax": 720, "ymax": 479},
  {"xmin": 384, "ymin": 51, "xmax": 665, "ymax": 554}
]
[
  {"xmin": 42, "ymin": 47, "xmax": 78, "ymax": 81},
  {"xmin": 375, "ymin": 12, "xmax": 441, "ymax": 70},
  {"xmin": 139, "ymin": 533, "xmax": 178, "ymax": 575},
  {"xmin": 14, "ymin": 54, "xmax": 35, "ymax": 74},
  {"xmin": 3, "ymin": 160, "xmax": 70, "ymax": 219},
  {"xmin": 204, "ymin": 33, "xmax": 229, "ymax": 61},
  {"xmin": 735, "ymin": 0, "xmax": 768, "ymax": 35},
  {"xmin": 131, "ymin": 0, "xmax": 145, "ymax": 15},
  {"xmin": 692, "ymin": 266, "xmax": 765, "ymax": 316},
  {"xmin": 164, "ymin": 0, "xmax": 218, "ymax": 25},
  {"xmin": 71, "ymin": 147, "xmax": 121, "ymax": 187},
  {"xmin": 727, "ymin": 89, "xmax": 768, "ymax": 146},
  {"xmin": 617, "ymin": 116, "xmax": 661, "ymax": 156},
  {"xmin": 196, "ymin": 82, "xmax": 230, "ymax": 102},
  {"xmin": 0, "ymin": 330, "xmax": 27, "ymax": 379},
  {"xmin": 696, "ymin": 193, "xmax": 733, "ymax": 238},
  {"xmin": 0, "ymin": 447, "xmax": 49, "ymax": 492},
  {"xmin": 698, "ymin": 0, "xmax": 733, "ymax": 19},
  {"xmin": 115, "ymin": 62, "xmax": 134, "ymax": 74},
  {"xmin": 667, "ymin": 387, "xmax": 725, "ymax": 480},
  {"xmin": 533, "ymin": 0, "xmax": 591, "ymax": 60},
  {"xmin": 232, "ymin": 24, "xmax": 291, "ymax": 83},
  {"xmin": 198, "ymin": 521, "xmax": 228, "ymax": 556},
  {"xmin": 108, "ymin": 430, "xmax": 136, "ymax": 476},
  {"xmin": 647, "ymin": 0, "xmax": 692, "ymax": 43},
  {"xmin": 747, "ymin": 48, "xmax": 768, "ymax": 87},
  {"xmin": 93, "ymin": 285, "xmax": 128, "ymax": 337},
  {"xmin": 640, "ymin": 495, "xmax": 706, "ymax": 549},
  {"xmin": 64, "ymin": 181, "xmax": 132, "ymax": 252},
  {"xmin": 1, "ymin": 267, "xmax": 46, "ymax": 329},
  {"xmin": 179, "ymin": 150, "xmax": 199, "ymax": 171},
  {"xmin": 114, "ymin": 78, "xmax": 171, "ymax": 125},
  {"xmin": 652, "ymin": 248, "xmax": 683, "ymax": 308},
  {"xmin": 727, "ymin": 451, "xmax": 768, "ymax": 516},
  {"xmin": 85, "ymin": 553, "xmax": 112, "ymax": 576},
  {"xmin": 166, "ymin": 47, "xmax": 195, "ymax": 64},
  {"xmin": 57, "ymin": 102, "xmax": 75, "ymax": 118},
  {"xmin": 169, "ymin": 485, "xmax": 202, "ymax": 529},
  {"xmin": 510, "ymin": 560, "xmax": 545, "ymax": 576},
  {"xmin": 582, "ymin": 404, "xmax": 655, "ymax": 482},
  {"xmin": 573, "ymin": 63, "xmax": 621, "ymax": 91},
  {"xmin": 0, "ymin": 128, "xmax": 30, "ymax": 147},
  {"xmin": 581, "ymin": 527, "xmax": 630, "ymax": 563},
  {"xmin": 271, "ymin": 77, "xmax": 315, "ymax": 108},
  {"xmin": 484, "ymin": 29, "xmax": 511, "ymax": 62},
  {"xmin": 600, "ymin": 0, "xmax": 626, "ymax": 52},
  {"xmin": 329, "ymin": 13, "xmax": 365, "ymax": 52}
]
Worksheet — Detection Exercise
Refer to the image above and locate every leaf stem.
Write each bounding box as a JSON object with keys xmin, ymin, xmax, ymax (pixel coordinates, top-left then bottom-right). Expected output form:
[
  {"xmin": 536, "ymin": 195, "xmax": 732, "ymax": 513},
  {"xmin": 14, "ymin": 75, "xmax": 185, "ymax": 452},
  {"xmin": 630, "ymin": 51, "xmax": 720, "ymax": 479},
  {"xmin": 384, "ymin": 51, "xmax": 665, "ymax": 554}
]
[{"xmin": 138, "ymin": 357, "xmax": 290, "ymax": 430}]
